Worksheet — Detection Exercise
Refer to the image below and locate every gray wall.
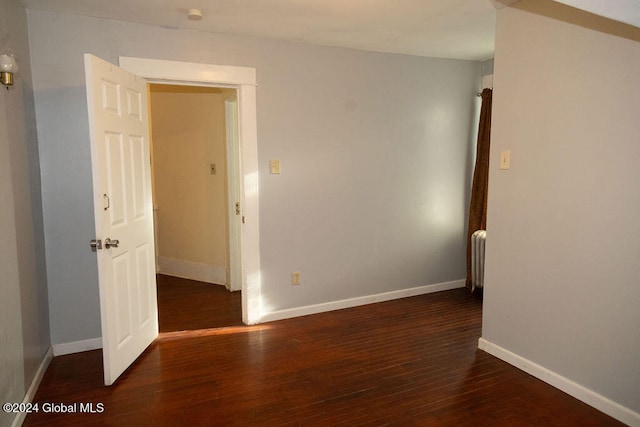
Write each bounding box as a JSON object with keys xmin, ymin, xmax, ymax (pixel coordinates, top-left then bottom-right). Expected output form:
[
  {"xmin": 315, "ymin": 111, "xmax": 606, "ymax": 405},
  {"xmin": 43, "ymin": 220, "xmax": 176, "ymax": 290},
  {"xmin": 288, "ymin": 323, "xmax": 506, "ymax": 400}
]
[
  {"xmin": 483, "ymin": 0, "xmax": 640, "ymax": 415},
  {"xmin": 0, "ymin": 0, "xmax": 49, "ymax": 425},
  {"xmin": 27, "ymin": 10, "xmax": 481, "ymax": 344},
  {"xmin": 481, "ymin": 58, "xmax": 494, "ymax": 76}
]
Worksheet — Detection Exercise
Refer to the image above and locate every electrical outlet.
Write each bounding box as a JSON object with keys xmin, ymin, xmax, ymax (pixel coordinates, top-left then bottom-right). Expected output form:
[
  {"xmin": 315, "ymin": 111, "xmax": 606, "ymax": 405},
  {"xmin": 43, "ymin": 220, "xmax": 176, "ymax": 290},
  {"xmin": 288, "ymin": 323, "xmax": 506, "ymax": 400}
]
[{"xmin": 292, "ymin": 271, "xmax": 301, "ymax": 285}]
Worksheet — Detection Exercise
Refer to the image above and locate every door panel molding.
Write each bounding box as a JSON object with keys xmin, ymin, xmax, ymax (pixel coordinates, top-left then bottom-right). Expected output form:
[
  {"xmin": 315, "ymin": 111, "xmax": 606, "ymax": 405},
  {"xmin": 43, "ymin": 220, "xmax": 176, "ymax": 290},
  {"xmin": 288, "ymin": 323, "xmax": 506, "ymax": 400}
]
[{"xmin": 85, "ymin": 54, "xmax": 159, "ymax": 385}]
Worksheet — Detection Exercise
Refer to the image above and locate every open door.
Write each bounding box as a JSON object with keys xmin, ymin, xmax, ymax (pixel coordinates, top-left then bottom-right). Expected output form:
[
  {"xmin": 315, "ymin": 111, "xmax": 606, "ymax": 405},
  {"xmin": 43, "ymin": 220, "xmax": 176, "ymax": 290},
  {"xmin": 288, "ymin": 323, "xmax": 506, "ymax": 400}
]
[{"xmin": 85, "ymin": 54, "xmax": 158, "ymax": 385}]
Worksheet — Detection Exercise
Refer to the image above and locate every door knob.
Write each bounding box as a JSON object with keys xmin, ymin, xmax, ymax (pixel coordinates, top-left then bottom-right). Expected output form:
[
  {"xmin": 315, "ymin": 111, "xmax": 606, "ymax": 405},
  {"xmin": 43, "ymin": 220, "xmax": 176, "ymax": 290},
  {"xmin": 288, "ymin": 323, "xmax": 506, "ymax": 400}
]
[{"xmin": 104, "ymin": 238, "xmax": 119, "ymax": 249}]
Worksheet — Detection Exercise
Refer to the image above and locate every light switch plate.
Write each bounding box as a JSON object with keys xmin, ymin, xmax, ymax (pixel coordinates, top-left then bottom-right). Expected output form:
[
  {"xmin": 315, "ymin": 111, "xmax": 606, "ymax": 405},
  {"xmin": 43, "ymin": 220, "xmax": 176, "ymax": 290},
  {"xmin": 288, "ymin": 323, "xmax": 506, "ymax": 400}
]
[
  {"xmin": 500, "ymin": 151, "xmax": 511, "ymax": 170},
  {"xmin": 270, "ymin": 159, "xmax": 281, "ymax": 174}
]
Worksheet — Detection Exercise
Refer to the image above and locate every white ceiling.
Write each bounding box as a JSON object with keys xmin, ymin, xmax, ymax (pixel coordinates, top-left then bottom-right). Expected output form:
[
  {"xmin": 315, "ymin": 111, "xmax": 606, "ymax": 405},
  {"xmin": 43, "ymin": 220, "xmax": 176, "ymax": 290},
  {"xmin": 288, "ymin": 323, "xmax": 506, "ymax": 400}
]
[{"xmin": 20, "ymin": 0, "xmax": 640, "ymax": 62}]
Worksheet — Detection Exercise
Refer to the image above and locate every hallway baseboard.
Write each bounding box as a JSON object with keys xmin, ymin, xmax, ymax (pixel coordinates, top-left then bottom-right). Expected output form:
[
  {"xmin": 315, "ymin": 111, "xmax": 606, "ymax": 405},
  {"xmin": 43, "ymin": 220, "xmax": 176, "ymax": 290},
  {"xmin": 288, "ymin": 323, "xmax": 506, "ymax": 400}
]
[{"xmin": 157, "ymin": 256, "xmax": 226, "ymax": 286}]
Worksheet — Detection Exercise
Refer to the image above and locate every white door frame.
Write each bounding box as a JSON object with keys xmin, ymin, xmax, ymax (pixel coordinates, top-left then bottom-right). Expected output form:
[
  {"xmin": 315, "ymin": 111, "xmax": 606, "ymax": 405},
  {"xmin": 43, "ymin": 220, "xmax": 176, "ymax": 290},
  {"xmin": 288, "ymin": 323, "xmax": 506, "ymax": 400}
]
[
  {"xmin": 224, "ymin": 93, "xmax": 242, "ymax": 292},
  {"xmin": 119, "ymin": 57, "xmax": 261, "ymax": 325}
]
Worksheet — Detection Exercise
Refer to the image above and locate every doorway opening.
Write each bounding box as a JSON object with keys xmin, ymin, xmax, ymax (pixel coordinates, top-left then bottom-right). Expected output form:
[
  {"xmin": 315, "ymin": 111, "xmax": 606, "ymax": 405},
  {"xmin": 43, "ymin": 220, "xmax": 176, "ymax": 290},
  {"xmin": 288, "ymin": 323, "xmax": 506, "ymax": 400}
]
[
  {"xmin": 118, "ymin": 56, "xmax": 261, "ymax": 326},
  {"xmin": 148, "ymin": 84, "xmax": 242, "ymax": 331}
]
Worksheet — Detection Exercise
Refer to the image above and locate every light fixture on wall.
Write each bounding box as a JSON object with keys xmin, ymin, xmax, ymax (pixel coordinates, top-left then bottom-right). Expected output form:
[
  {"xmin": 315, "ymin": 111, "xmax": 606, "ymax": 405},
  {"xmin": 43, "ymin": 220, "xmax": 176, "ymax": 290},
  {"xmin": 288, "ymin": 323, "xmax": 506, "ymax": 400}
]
[
  {"xmin": 0, "ymin": 49, "xmax": 19, "ymax": 88},
  {"xmin": 187, "ymin": 8, "xmax": 203, "ymax": 21}
]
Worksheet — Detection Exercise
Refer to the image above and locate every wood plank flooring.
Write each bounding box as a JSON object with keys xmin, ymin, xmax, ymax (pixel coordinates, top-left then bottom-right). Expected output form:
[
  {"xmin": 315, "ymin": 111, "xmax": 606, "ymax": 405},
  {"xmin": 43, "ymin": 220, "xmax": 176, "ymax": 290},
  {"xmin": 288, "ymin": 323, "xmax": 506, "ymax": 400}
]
[
  {"xmin": 25, "ymin": 276, "xmax": 623, "ymax": 426},
  {"xmin": 156, "ymin": 274, "xmax": 243, "ymax": 332}
]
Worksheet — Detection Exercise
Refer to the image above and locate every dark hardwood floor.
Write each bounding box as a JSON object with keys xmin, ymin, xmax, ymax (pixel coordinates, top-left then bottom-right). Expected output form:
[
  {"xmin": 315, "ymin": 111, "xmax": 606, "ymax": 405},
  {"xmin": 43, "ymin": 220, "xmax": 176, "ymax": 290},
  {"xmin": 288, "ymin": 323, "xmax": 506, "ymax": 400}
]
[
  {"xmin": 25, "ymin": 277, "xmax": 622, "ymax": 426},
  {"xmin": 156, "ymin": 274, "xmax": 243, "ymax": 332}
]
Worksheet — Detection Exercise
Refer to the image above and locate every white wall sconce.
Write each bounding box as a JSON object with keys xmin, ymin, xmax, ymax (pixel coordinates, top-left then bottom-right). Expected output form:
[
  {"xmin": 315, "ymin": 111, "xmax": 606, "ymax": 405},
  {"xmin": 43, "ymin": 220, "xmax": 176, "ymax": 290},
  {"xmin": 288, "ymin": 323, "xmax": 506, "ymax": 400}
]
[
  {"xmin": 0, "ymin": 49, "xmax": 19, "ymax": 88},
  {"xmin": 187, "ymin": 8, "xmax": 203, "ymax": 20}
]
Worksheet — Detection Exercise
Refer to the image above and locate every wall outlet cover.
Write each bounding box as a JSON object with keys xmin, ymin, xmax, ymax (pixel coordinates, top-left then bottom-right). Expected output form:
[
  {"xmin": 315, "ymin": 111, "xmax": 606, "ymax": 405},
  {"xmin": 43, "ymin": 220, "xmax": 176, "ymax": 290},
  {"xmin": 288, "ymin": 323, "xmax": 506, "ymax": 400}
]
[{"xmin": 292, "ymin": 271, "xmax": 301, "ymax": 285}]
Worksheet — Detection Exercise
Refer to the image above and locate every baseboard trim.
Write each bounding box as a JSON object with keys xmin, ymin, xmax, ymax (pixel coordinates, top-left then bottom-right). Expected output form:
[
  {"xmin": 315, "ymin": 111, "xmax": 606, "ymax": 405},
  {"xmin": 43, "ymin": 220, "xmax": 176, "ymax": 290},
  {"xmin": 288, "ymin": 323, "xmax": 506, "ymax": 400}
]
[
  {"xmin": 52, "ymin": 337, "xmax": 102, "ymax": 356},
  {"xmin": 11, "ymin": 347, "xmax": 53, "ymax": 427},
  {"xmin": 157, "ymin": 256, "xmax": 227, "ymax": 286},
  {"xmin": 260, "ymin": 279, "xmax": 465, "ymax": 323},
  {"xmin": 478, "ymin": 338, "xmax": 640, "ymax": 426}
]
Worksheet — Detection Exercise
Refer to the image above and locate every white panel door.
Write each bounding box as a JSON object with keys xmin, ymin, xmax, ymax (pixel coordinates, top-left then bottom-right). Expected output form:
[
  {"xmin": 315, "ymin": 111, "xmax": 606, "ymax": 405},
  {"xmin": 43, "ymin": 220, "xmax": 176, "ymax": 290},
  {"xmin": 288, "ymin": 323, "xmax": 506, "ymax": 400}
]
[{"xmin": 84, "ymin": 54, "xmax": 158, "ymax": 385}]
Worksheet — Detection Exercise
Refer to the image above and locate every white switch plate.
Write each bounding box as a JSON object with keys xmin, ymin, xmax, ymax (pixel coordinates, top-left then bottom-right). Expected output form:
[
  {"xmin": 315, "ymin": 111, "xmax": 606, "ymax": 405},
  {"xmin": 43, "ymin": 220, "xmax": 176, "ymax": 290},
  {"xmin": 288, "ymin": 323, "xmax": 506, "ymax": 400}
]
[
  {"xmin": 270, "ymin": 159, "xmax": 281, "ymax": 174},
  {"xmin": 500, "ymin": 150, "xmax": 511, "ymax": 170}
]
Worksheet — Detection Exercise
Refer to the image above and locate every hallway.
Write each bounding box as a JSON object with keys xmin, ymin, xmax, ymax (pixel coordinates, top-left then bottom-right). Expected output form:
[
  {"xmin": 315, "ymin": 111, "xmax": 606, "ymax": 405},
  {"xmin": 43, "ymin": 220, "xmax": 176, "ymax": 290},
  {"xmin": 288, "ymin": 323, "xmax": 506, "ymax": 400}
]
[{"xmin": 156, "ymin": 275, "xmax": 242, "ymax": 332}]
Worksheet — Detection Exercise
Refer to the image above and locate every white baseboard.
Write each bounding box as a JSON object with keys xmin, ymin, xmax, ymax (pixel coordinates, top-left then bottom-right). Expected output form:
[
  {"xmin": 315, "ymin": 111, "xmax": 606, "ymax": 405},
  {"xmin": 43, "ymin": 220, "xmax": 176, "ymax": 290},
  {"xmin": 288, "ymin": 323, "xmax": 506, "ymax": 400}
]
[
  {"xmin": 11, "ymin": 347, "xmax": 53, "ymax": 427},
  {"xmin": 157, "ymin": 256, "xmax": 227, "ymax": 286},
  {"xmin": 478, "ymin": 338, "xmax": 640, "ymax": 426},
  {"xmin": 52, "ymin": 337, "xmax": 102, "ymax": 356},
  {"xmin": 260, "ymin": 279, "xmax": 465, "ymax": 323}
]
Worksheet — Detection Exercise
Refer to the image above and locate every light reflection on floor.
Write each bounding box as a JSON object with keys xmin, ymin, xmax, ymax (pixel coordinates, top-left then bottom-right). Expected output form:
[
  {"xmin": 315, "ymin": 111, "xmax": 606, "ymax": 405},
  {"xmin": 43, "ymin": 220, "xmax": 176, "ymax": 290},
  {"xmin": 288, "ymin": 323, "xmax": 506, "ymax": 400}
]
[{"xmin": 156, "ymin": 324, "xmax": 273, "ymax": 341}]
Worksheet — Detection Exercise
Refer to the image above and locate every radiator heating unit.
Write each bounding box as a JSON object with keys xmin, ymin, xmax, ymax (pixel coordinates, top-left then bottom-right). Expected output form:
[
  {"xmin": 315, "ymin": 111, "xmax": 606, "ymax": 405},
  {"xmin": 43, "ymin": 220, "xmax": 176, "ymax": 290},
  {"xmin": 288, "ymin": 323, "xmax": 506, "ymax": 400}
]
[{"xmin": 471, "ymin": 230, "xmax": 486, "ymax": 292}]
